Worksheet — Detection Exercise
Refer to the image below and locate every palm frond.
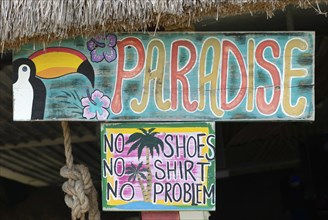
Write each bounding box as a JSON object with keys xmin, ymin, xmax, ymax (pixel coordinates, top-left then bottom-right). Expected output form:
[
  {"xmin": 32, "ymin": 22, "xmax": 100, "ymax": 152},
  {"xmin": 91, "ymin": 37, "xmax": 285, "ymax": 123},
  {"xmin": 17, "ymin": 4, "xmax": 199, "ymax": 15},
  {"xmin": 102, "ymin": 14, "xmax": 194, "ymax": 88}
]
[
  {"xmin": 149, "ymin": 144, "xmax": 154, "ymax": 157},
  {"xmin": 126, "ymin": 127, "xmax": 164, "ymax": 159},
  {"xmin": 62, "ymin": 91, "xmax": 72, "ymax": 97},
  {"xmin": 125, "ymin": 170, "xmax": 134, "ymax": 175},
  {"xmin": 126, "ymin": 166, "xmax": 134, "ymax": 171},
  {"xmin": 127, "ymin": 140, "xmax": 142, "ymax": 155},
  {"xmin": 151, "ymin": 137, "xmax": 164, "ymax": 151},
  {"xmin": 139, "ymin": 172, "xmax": 147, "ymax": 180},
  {"xmin": 126, "ymin": 132, "xmax": 143, "ymax": 144},
  {"xmin": 74, "ymin": 90, "xmax": 80, "ymax": 100},
  {"xmin": 139, "ymin": 128, "xmax": 148, "ymax": 135},
  {"xmin": 128, "ymin": 174, "xmax": 133, "ymax": 182},
  {"xmin": 148, "ymin": 128, "xmax": 156, "ymax": 133},
  {"xmin": 157, "ymin": 138, "xmax": 164, "ymax": 152},
  {"xmin": 130, "ymin": 162, "xmax": 136, "ymax": 169},
  {"xmin": 70, "ymin": 91, "xmax": 77, "ymax": 100},
  {"xmin": 153, "ymin": 144, "xmax": 160, "ymax": 156},
  {"xmin": 149, "ymin": 132, "xmax": 159, "ymax": 136},
  {"xmin": 137, "ymin": 161, "xmax": 143, "ymax": 170},
  {"xmin": 137, "ymin": 143, "xmax": 146, "ymax": 159},
  {"xmin": 148, "ymin": 138, "xmax": 164, "ymax": 156}
]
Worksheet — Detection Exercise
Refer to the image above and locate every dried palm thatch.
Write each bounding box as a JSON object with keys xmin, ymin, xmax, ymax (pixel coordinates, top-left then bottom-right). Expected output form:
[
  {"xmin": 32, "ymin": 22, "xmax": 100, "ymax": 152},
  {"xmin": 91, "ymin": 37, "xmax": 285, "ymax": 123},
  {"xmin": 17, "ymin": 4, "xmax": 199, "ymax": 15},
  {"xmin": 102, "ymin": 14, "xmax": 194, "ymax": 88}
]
[{"xmin": 0, "ymin": 0, "xmax": 327, "ymax": 50}]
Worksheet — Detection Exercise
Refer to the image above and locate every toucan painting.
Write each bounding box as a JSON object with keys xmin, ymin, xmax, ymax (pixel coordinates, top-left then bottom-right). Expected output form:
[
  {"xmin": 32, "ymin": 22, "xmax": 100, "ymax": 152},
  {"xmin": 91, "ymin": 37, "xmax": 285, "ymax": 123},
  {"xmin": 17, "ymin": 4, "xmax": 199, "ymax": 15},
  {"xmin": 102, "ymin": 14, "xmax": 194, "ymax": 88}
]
[{"xmin": 13, "ymin": 47, "xmax": 95, "ymax": 120}]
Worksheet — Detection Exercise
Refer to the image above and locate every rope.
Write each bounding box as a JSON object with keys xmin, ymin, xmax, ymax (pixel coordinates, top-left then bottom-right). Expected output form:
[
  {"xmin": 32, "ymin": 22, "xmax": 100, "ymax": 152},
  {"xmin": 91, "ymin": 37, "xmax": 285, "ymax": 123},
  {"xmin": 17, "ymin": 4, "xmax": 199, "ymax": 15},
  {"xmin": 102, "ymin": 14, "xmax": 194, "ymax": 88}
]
[{"xmin": 60, "ymin": 121, "xmax": 101, "ymax": 220}]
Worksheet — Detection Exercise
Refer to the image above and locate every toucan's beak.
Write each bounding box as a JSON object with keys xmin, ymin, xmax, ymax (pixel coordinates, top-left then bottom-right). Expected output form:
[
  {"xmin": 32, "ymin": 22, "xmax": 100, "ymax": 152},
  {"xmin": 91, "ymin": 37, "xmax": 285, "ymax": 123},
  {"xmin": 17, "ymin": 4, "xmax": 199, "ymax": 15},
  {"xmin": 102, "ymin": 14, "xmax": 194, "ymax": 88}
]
[{"xmin": 29, "ymin": 47, "xmax": 95, "ymax": 87}]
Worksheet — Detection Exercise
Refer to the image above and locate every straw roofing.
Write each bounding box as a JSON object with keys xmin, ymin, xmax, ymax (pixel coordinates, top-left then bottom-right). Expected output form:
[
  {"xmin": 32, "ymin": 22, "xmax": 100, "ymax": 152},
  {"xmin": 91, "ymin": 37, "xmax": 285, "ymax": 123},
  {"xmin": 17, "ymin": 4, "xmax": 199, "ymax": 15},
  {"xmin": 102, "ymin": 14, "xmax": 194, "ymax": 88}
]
[{"xmin": 0, "ymin": 0, "xmax": 327, "ymax": 50}]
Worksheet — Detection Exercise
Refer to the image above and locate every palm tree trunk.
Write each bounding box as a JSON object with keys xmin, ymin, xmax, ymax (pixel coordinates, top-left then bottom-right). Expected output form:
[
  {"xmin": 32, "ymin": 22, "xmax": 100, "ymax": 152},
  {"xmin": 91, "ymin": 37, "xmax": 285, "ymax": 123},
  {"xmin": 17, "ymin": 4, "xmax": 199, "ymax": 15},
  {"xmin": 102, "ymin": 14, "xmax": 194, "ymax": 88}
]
[
  {"xmin": 145, "ymin": 147, "xmax": 152, "ymax": 202},
  {"xmin": 137, "ymin": 176, "xmax": 147, "ymax": 201}
]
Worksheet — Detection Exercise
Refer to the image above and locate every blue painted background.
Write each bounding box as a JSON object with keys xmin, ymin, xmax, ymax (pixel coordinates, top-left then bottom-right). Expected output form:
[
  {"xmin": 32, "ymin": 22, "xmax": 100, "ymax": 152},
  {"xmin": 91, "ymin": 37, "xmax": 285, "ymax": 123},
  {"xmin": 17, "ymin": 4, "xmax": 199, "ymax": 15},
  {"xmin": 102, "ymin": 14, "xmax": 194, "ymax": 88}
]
[{"xmin": 13, "ymin": 32, "xmax": 314, "ymax": 121}]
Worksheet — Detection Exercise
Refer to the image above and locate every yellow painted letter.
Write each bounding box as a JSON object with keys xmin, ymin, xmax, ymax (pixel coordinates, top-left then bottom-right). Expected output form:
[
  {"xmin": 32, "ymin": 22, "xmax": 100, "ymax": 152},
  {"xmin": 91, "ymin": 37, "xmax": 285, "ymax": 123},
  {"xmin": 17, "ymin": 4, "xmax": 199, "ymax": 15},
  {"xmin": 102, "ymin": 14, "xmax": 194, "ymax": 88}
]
[
  {"xmin": 282, "ymin": 38, "xmax": 308, "ymax": 117},
  {"xmin": 198, "ymin": 38, "xmax": 224, "ymax": 117},
  {"xmin": 247, "ymin": 39, "xmax": 255, "ymax": 112},
  {"xmin": 131, "ymin": 39, "xmax": 170, "ymax": 112}
]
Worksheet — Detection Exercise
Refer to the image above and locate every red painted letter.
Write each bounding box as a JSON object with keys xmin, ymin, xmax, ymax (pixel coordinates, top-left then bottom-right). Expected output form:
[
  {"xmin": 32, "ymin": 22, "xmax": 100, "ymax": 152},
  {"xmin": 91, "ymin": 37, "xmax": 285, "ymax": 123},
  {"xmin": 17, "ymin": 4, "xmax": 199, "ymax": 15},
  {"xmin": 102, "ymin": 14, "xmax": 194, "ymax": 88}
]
[
  {"xmin": 256, "ymin": 40, "xmax": 281, "ymax": 115},
  {"xmin": 112, "ymin": 37, "xmax": 145, "ymax": 114},
  {"xmin": 221, "ymin": 40, "xmax": 247, "ymax": 110},
  {"xmin": 171, "ymin": 40, "xmax": 198, "ymax": 111}
]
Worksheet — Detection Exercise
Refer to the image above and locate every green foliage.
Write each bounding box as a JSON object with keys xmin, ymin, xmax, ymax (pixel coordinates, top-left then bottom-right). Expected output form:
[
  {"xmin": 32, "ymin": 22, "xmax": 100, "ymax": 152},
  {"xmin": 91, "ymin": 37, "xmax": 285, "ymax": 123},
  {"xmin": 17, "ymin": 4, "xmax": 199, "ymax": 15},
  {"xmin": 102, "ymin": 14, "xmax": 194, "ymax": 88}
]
[
  {"xmin": 125, "ymin": 162, "xmax": 147, "ymax": 182},
  {"xmin": 126, "ymin": 128, "xmax": 164, "ymax": 159}
]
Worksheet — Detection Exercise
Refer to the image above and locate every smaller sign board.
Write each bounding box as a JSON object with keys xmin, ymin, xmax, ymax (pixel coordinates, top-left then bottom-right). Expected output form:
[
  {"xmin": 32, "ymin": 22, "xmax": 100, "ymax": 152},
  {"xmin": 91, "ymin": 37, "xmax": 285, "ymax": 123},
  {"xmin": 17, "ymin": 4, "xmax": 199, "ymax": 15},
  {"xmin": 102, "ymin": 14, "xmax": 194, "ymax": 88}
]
[{"xmin": 101, "ymin": 122, "xmax": 216, "ymax": 211}]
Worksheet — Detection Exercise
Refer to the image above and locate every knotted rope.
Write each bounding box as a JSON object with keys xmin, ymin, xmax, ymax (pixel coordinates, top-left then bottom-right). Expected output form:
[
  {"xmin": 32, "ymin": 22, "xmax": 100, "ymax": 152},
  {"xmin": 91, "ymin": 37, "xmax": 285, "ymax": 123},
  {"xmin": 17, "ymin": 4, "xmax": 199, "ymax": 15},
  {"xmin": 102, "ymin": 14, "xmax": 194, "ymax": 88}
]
[{"xmin": 60, "ymin": 121, "xmax": 101, "ymax": 220}]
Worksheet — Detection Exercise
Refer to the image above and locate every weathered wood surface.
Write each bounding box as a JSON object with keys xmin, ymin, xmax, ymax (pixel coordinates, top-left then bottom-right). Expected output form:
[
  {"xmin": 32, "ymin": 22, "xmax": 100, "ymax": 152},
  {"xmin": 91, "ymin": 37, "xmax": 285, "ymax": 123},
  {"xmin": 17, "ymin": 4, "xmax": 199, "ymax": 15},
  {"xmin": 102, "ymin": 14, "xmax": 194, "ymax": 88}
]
[
  {"xmin": 13, "ymin": 32, "xmax": 314, "ymax": 121},
  {"xmin": 101, "ymin": 122, "xmax": 216, "ymax": 211},
  {"xmin": 141, "ymin": 211, "xmax": 180, "ymax": 220}
]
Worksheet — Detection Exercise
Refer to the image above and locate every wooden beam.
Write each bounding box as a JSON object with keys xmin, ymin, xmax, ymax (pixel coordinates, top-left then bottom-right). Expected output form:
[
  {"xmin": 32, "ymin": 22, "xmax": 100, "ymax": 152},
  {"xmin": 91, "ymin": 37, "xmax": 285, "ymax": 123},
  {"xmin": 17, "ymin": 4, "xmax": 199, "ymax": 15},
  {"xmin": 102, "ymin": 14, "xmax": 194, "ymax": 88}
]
[
  {"xmin": 0, "ymin": 166, "xmax": 49, "ymax": 186},
  {"xmin": 0, "ymin": 158, "xmax": 57, "ymax": 184},
  {"xmin": 0, "ymin": 153, "xmax": 60, "ymax": 182},
  {"xmin": 0, "ymin": 134, "xmax": 96, "ymax": 150}
]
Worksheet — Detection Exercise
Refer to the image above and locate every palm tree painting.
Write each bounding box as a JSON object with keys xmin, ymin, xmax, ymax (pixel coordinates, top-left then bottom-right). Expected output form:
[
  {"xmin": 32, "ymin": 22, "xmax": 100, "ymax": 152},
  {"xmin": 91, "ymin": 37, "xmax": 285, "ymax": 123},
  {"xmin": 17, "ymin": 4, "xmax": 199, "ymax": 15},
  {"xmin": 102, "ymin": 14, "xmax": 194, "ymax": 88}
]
[
  {"xmin": 125, "ymin": 128, "xmax": 164, "ymax": 202},
  {"xmin": 125, "ymin": 162, "xmax": 148, "ymax": 201}
]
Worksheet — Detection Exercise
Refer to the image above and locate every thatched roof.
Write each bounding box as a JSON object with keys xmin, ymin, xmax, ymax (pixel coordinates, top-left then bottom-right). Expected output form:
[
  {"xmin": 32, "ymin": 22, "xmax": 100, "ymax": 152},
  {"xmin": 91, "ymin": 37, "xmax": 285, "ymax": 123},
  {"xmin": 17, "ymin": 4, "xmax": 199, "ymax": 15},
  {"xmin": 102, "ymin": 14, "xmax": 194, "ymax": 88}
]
[{"xmin": 0, "ymin": 0, "xmax": 327, "ymax": 50}]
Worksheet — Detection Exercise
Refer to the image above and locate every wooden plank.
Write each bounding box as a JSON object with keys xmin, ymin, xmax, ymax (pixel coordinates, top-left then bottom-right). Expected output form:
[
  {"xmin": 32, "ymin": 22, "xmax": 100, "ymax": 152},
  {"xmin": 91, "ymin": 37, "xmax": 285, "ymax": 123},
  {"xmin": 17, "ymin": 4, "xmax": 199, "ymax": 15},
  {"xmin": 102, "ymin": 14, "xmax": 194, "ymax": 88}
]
[
  {"xmin": 100, "ymin": 122, "xmax": 216, "ymax": 211},
  {"xmin": 0, "ymin": 166, "xmax": 49, "ymax": 187},
  {"xmin": 179, "ymin": 211, "xmax": 210, "ymax": 220},
  {"xmin": 142, "ymin": 212, "xmax": 180, "ymax": 220},
  {"xmin": 13, "ymin": 32, "xmax": 314, "ymax": 121},
  {"xmin": 0, "ymin": 134, "xmax": 96, "ymax": 150}
]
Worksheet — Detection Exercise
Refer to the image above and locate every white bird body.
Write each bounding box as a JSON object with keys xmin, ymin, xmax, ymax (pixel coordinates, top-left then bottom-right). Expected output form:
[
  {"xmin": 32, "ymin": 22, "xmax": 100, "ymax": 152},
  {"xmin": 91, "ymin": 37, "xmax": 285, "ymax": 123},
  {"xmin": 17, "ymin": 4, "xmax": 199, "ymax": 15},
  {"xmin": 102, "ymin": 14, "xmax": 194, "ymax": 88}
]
[{"xmin": 13, "ymin": 65, "xmax": 34, "ymax": 120}]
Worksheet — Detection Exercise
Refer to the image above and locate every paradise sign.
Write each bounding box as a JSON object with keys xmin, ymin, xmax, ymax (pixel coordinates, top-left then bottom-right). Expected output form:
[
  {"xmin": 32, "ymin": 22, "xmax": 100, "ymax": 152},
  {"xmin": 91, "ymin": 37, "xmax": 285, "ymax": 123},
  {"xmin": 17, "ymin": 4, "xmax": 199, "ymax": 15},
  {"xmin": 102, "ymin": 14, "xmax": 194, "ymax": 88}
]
[
  {"xmin": 101, "ymin": 123, "xmax": 216, "ymax": 211},
  {"xmin": 13, "ymin": 32, "xmax": 314, "ymax": 121}
]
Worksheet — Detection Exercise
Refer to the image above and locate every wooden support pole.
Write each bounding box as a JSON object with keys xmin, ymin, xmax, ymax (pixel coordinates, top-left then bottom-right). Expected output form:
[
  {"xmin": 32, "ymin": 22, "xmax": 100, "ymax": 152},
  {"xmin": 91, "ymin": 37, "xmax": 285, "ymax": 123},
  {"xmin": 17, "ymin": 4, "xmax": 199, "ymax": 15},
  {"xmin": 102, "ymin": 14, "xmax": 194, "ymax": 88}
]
[
  {"xmin": 141, "ymin": 211, "xmax": 180, "ymax": 220},
  {"xmin": 180, "ymin": 211, "xmax": 211, "ymax": 220},
  {"xmin": 141, "ymin": 211, "xmax": 211, "ymax": 220},
  {"xmin": 0, "ymin": 166, "xmax": 48, "ymax": 186}
]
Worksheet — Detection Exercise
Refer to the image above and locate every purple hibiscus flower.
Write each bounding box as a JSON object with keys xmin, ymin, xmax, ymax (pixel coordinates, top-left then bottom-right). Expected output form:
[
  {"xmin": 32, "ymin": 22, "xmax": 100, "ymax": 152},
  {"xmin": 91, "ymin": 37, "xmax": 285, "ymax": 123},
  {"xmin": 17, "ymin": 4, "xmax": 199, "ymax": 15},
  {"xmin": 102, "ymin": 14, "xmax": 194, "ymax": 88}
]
[
  {"xmin": 81, "ymin": 90, "xmax": 111, "ymax": 120},
  {"xmin": 87, "ymin": 34, "xmax": 117, "ymax": 63}
]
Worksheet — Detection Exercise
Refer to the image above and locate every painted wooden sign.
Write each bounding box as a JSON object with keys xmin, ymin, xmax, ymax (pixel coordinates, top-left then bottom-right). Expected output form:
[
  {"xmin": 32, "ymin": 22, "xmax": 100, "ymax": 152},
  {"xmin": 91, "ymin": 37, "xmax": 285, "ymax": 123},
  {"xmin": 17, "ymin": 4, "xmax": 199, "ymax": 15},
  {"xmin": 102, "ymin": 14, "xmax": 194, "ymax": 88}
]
[
  {"xmin": 101, "ymin": 123, "xmax": 216, "ymax": 211},
  {"xmin": 13, "ymin": 32, "xmax": 314, "ymax": 121}
]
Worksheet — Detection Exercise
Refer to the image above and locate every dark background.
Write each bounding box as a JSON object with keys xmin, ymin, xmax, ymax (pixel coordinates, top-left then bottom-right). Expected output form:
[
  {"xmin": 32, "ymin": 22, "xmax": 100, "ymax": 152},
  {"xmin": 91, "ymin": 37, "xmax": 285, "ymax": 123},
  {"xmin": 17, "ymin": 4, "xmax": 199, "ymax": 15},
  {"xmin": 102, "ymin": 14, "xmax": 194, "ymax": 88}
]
[{"xmin": 1, "ymin": 5, "xmax": 328, "ymax": 220}]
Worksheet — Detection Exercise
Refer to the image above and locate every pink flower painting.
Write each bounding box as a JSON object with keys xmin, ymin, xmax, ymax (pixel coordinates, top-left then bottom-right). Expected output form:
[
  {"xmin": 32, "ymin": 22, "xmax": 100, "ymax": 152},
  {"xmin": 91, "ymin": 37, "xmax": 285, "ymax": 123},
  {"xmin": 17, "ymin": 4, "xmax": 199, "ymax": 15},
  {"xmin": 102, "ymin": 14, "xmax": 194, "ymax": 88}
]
[{"xmin": 81, "ymin": 89, "xmax": 111, "ymax": 120}]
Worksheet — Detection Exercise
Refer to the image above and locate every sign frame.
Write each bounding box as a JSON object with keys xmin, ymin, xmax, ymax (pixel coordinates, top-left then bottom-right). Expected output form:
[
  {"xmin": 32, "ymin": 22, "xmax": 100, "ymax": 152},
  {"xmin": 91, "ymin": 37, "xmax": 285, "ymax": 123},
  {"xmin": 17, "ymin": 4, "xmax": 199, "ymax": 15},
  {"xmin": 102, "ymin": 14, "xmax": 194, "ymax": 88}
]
[
  {"xmin": 100, "ymin": 122, "xmax": 216, "ymax": 211},
  {"xmin": 13, "ymin": 32, "xmax": 315, "ymax": 121}
]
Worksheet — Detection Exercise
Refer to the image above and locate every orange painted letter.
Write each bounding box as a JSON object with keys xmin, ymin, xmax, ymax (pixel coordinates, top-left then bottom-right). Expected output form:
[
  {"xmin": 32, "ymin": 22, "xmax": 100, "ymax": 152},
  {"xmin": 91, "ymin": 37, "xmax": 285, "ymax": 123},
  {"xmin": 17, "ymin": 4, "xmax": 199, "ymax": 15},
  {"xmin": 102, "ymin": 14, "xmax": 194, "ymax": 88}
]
[
  {"xmin": 255, "ymin": 40, "xmax": 281, "ymax": 115},
  {"xmin": 112, "ymin": 37, "xmax": 145, "ymax": 114}
]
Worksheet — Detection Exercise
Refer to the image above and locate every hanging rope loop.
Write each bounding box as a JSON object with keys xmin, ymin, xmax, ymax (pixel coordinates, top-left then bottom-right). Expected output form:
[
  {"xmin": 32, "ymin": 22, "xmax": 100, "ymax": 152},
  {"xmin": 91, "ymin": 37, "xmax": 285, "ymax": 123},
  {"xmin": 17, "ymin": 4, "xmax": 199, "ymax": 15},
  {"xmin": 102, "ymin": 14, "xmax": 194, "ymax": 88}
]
[{"xmin": 60, "ymin": 121, "xmax": 101, "ymax": 220}]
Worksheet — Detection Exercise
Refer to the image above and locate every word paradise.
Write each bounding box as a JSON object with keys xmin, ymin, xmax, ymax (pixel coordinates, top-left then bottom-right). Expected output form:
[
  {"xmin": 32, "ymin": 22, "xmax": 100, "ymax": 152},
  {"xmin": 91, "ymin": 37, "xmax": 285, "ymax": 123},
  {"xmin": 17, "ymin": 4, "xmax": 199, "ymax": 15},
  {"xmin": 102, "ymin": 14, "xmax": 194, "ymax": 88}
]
[
  {"xmin": 13, "ymin": 32, "xmax": 314, "ymax": 121},
  {"xmin": 111, "ymin": 33, "xmax": 314, "ymax": 120},
  {"xmin": 101, "ymin": 123, "xmax": 216, "ymax": 211}
]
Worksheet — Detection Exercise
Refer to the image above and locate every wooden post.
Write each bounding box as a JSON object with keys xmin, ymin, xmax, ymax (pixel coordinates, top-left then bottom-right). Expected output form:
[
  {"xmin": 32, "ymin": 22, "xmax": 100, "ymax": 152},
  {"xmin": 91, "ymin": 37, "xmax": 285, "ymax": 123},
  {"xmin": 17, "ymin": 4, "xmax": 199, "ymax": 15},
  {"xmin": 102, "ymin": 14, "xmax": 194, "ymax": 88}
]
[
  {"xmin": 141, "ymin": 211, "xmax": 211, "ymax": 220},
  {"xmin": 179, "ymin": 211, "xmax": 210, "ymax": 220},
  {"xmin": 141, "ymin": 212, "xmax": 180, "ymax": 220}
]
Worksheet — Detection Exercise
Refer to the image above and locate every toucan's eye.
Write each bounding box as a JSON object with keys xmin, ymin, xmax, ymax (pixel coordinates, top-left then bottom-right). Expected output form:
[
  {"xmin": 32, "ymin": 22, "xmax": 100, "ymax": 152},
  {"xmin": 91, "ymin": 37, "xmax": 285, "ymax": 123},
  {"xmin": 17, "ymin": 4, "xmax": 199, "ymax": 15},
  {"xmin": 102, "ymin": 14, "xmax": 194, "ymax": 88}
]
[{"xmin": 22, "ymin": 66, "xmax": 28, "ymax": 72}]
